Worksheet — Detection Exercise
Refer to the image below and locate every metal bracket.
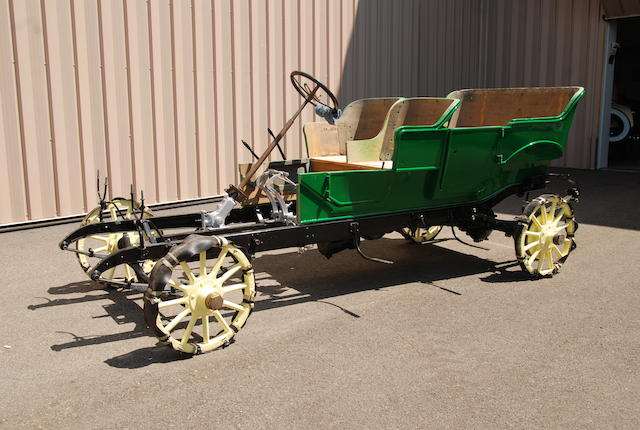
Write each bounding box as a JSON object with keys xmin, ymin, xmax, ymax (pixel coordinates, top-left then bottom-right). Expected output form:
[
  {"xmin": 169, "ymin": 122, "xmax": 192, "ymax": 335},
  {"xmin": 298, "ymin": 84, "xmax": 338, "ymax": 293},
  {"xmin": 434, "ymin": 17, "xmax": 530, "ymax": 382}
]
[
  {"xmin": 546, "ymin": 173, "xmax": 580, "ymax": 202},
  {"xmin": 255, "ymin": 169, "xmax": 297, "ymax": 224},
  {"xmin": 349, "ymin": 222, "xmax": 393, "ymax": 265},
  {"xmin": 201, "ymin": 196, "xmax": 238, "ymax": 229}
]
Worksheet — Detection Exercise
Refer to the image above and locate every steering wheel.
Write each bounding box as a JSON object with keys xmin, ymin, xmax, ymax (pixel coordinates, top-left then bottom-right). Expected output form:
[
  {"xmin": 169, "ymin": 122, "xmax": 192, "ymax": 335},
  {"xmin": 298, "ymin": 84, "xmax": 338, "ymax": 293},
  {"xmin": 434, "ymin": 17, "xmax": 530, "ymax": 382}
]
[{"xmin": 290, "ymin": 71, "xmax": 340, "ymax": 113}]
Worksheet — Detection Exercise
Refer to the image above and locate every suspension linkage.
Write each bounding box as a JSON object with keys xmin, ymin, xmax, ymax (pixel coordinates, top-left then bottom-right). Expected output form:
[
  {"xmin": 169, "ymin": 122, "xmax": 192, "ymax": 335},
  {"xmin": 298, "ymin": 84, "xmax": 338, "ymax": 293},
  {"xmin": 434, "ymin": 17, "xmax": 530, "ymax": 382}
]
[{"xmin": 349, "ymin": 222, "xmax": 393, "ymax": 265}]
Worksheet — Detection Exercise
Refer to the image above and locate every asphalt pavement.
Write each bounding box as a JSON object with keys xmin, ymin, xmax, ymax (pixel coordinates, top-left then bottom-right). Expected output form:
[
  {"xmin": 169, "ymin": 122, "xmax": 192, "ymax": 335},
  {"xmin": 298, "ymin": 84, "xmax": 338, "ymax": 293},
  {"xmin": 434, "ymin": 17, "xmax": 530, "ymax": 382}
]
[{"xmin": 0, "ymin": 168, "xmax": 638, "ymax": 429}]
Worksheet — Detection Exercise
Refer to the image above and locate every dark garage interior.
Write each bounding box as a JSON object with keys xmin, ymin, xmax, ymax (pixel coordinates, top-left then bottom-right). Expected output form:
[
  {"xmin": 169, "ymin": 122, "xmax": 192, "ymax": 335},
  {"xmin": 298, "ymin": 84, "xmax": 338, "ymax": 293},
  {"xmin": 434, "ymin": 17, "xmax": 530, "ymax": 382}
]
[{"xmin": 608, "ymin": 16, "xmax": 640, "ymax": 170}]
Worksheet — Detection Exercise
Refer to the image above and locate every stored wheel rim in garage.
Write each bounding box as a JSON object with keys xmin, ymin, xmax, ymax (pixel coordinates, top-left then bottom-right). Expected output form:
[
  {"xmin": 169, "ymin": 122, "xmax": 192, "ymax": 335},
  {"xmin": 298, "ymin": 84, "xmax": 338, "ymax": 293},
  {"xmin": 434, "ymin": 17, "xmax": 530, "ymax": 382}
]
[
  {"xmin": 515, "ymin": 194, "xmax": 577, "ymax": 277},
  {"xmin": 609, "ymin": 106, "xmax": 632, "ymax": 143},
  {"xmin": 144, "ymin": 235, "xmax": 255, "ymax": 354}
]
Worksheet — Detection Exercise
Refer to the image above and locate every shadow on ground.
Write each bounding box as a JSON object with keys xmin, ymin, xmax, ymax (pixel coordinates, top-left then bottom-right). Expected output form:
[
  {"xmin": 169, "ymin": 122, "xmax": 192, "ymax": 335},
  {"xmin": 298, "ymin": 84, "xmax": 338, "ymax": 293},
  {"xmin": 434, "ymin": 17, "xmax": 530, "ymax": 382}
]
[
  {"xmin": 495, "ymin": 168, "xmax": 640, "ymax": 231},
  {"xmin": 250, "ymin": 237, "xmax": 531, "ymax": 315},
  {"xmin": 33, "ymin": 235, "xmax": 536, "ymax": 366}
]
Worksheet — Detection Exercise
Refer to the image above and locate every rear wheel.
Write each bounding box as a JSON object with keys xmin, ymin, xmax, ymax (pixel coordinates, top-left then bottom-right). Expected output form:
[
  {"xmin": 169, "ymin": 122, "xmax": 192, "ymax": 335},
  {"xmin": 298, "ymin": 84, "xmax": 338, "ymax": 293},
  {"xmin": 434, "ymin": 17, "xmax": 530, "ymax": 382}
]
[
  {"xmin": 144, "ymin": 235, "xmax": 255, "ymax": 354},
  {"xmin": 400, "ymin": 226, "xmax": 443, "ymax": 243},
  {"xmin": 515, "ymin": 194, "xmax": 577, "ymax": 277}
]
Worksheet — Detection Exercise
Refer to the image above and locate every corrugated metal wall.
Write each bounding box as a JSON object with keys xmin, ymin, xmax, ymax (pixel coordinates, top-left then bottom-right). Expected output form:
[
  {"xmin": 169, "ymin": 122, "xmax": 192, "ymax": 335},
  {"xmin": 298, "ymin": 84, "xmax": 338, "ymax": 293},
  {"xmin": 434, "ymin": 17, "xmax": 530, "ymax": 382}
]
[
  {"xmin": 339, "ymin": 0, "xmax": 606, "ymax": 170},
  {"xmin": 0, "ymin": 0, "xmax": 606, "ymax": 225}
]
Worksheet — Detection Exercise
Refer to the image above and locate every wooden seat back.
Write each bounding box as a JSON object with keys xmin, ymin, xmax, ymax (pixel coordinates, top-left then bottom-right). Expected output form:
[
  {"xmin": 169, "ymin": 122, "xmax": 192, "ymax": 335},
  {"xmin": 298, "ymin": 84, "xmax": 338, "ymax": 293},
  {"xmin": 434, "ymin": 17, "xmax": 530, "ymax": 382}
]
[
  {"xmin": 378, "ymin": 98, "xmax": 458, "ymax": 160},
  {"xmin": 304, "ymin": 97, "xmax": 401, "ymax": 157},
  {"xmin": 446, "ymin": 87, "xmax": 582, "ymax": 127}
]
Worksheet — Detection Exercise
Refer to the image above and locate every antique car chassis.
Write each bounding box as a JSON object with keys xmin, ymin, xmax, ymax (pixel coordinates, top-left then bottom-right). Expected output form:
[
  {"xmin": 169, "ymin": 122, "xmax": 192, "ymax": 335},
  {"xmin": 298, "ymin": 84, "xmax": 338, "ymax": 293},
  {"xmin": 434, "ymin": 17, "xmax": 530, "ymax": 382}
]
[{"xmin": 59, "ymin": 71, "xmax": 584, "ymax": 354}]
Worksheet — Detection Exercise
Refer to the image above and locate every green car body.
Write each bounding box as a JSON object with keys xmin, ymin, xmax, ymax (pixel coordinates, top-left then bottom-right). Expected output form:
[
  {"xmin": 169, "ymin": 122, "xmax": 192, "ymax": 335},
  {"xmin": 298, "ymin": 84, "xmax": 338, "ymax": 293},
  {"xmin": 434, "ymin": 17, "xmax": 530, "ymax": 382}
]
[{"xmin": 297, "ymin": 87, "xmax": 585, "ymax": 224}]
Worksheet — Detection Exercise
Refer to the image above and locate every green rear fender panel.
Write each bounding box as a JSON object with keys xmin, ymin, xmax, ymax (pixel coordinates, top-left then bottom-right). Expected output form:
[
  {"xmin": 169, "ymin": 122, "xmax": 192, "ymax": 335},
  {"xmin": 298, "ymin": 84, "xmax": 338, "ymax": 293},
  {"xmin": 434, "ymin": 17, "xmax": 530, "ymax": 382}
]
[
  {"xmin": 498, "ymin": 140, "xmax": 563, "ymax": 165},
  {"xmin": 497, "ymin": 87, "xmax": 584, "ymax": 164}
]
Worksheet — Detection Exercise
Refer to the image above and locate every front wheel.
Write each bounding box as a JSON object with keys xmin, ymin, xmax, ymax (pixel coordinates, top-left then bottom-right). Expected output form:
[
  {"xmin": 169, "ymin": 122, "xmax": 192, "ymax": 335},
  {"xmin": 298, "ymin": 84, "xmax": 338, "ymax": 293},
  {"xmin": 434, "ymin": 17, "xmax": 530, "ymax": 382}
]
[{"xmin": 144, "ymin": 235, "xmax": 256, "ymax": 354}]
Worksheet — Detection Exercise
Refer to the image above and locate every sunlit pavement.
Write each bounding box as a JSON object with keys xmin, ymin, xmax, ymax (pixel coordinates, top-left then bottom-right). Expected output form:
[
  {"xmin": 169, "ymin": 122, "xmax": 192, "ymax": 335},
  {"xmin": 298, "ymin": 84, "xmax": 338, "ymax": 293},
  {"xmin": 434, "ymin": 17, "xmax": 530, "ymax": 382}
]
[{"xmin": 1, "ymin": 168, "xmax": 638, "ymax": 429}]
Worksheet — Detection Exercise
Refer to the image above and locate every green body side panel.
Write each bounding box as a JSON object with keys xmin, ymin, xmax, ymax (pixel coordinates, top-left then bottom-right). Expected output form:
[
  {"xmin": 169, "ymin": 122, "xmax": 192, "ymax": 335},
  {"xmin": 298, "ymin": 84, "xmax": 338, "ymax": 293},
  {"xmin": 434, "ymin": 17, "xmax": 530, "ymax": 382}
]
[{"xmin": 297, "ymin": 88, "xmax": 584, "ymax": 224}]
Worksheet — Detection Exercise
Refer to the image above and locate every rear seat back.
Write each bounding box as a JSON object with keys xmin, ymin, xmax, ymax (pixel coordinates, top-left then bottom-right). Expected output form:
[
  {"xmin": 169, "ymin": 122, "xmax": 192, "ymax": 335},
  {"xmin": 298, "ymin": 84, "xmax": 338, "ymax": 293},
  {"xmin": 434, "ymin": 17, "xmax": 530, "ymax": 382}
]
[{"xmin": 446, "ymin": 87, "xmax": 582, "ymax": 127}]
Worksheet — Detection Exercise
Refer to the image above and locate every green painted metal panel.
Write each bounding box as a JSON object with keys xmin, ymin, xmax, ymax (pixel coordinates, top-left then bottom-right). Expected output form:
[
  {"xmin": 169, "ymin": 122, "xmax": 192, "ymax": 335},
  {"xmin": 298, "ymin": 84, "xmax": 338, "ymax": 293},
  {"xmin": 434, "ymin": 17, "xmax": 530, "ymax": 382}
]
[{"xmin": 297, "ymin": 88, "xmax": 585, "ymax": 224}]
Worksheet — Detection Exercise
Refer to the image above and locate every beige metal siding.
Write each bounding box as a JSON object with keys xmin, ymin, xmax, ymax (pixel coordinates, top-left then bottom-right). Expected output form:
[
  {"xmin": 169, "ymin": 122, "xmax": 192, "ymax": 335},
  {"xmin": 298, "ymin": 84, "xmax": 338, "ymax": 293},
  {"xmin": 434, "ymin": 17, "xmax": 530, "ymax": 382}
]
[
  {"xmin": 339, "ymin": 0, "xmax": 606, "ymax": 170},
  {"xmin": 0, "ymin": 0, "xmax": 606, "ymax": 224}
]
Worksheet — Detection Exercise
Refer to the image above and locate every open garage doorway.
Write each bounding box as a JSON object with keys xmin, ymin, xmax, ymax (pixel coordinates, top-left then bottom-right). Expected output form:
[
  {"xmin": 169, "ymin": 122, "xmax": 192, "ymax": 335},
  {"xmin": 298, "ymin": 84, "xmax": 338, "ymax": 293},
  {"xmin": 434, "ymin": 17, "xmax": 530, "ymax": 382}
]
[
  {"xmin": 607, "ymin": 17, "xmax": 640, "ymax": 170},
  {"xmin": 598, "ymin": 1, "xmax": 640, "ymax": 171}
]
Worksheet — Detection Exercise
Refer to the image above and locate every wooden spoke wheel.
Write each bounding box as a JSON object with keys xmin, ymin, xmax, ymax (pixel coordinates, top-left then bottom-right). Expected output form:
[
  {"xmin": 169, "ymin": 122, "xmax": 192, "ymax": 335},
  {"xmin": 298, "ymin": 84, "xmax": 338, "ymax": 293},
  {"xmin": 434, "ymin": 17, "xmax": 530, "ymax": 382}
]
[
  {"xmin": 144, "ymin": 235, "xmax": 256, "ymax": 354},
  {"xmin": 76, "ymin": 198, "xmax": 156, "ymax": 283},
  {"xmin": 515, "ymin": 194, "xmax": 577, "ymax": 277},
  {"xmin": 400, "ymin": 225, "xmax": 443, "ymax": 243}
]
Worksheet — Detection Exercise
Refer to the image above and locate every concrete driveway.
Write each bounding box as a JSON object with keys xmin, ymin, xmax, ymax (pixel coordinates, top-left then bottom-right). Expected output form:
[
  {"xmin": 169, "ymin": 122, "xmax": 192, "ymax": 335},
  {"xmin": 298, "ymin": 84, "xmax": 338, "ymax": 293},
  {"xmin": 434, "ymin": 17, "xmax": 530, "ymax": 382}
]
[{"xmin": 0, "ymin": 168, "xmax": 638, "ymax": 429}]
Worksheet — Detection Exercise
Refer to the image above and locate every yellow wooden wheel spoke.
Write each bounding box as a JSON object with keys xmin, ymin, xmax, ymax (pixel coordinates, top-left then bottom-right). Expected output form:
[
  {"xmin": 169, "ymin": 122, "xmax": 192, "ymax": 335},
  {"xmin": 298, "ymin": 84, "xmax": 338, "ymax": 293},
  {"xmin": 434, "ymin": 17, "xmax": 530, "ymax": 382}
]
[
  {"xmin": 164, "ymin": 308, "xmax": 190, "ymax": 332},
  {"xmin": 90, "ymin": 235, "xmax": 111, "ymax": 243},
  {"xmin": 93, "ymin": 245, "xmax": 107, "ymax": 253},
  {"xmin": 202, "ymin": 315, "xmax": 210, "ymax": 342},
  {"xmin": 540, "ymin": 206, "xmax": 548, "ymax": 223},
  {"xmin": 548, "ymin": 200, "xmax": 557, "ymax": 220},
  {"xmin": 217, "ymin": 264, "xmax": 242, "ymax": 284},
  {"xmin": 158, "ymin": 296, "xmax": 188, "ymax": 309},
  {"xmin": 223, "ymin": 300, "xmax": 245, "ymax": 312},
  {"xmin": 553, "ymin": 212, "xmax": 564, "ymax": 225},
  {"xmin": 527, "ymin": 249, "xmax": 541, "ymax": 267},
  {"xmin": 109, "ymin": 206, "xmax": 118, "ymax": 220},
  {"xmin": 523, "ymin": 240, "xmax": 540, "ymax": 252},
  {"xmin": 124, "ymin": 264, "xmax": 134, "ymax": 280},
  {"xmin": 212, "ymin": 310, "xmax": 233, "ymax": 334},
  {"xmin": 181, "ymin": 316, "xmax": 198, "ymax": 345},
  {"xmin": 551, "ymin": 244, "xmax": 564, "ymax": 258},
  {"xmin": 525, "ymin": 230, "xmax": 541, "ymax": 236},
  {"xmin": 208, "ymin": 248, "xmax": 229, "ymax": 278},
  {"xmin": 536, "ymin": 254, "xmax": 544, "ymax": 272},
  {"xmin": 180, "ymin": 262, "xmax": 195, "ymax": 283},
  {"xmin": 221, "ymin": 282, "xmax": 248, "ymax": 294},
  {"xmin": 199, "ymin": 251, "xmax": 207, "ymax": 278},
  {"xmin": 545, "ymin": 250, "xmax": 554, "ymax": 271},
  {"xmin": 531, "ymin": 215, "xmax": 543, "ymax": 229},
  {"xmin": 105, "ymin": 267, "xmax": 116, "ymax": 280},
  {"xmin": 166, "ymin": 279, "xmax": 189, "ymax": 293}
]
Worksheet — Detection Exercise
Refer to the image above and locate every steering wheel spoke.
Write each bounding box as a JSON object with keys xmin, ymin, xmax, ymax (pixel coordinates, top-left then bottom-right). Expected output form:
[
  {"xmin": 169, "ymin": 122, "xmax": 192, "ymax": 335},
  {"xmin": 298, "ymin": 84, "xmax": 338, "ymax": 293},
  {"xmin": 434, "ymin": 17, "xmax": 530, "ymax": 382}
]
[{"xmin": 290, "ymin": 71, "xmax": 339, "ymax": 112}]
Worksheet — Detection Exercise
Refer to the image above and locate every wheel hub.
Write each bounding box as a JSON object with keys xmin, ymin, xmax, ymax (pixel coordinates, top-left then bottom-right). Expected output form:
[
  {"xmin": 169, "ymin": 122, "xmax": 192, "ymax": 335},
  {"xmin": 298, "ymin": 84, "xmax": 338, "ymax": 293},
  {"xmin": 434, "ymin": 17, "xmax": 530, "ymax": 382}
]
[
  {"xmin": 106, "ymin": 233, "xmax": 123, "ymax": 253},
  {"xmin": 205, "ymin": 293, "xmax": 223, "ymax": 311},
  {"xmin": 539, "ymin": 222, "xmax": 564, "ymax": 250},
  {"xmin": 552, "ymin": 233, "xmax": 565, "ymax": 246},
  {"xmin": 186, "ymin": 280, "xmax": 223, "ymax": 316}
]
